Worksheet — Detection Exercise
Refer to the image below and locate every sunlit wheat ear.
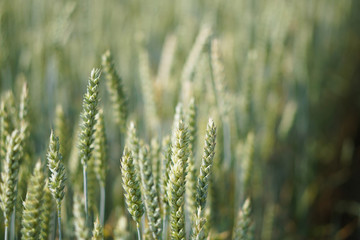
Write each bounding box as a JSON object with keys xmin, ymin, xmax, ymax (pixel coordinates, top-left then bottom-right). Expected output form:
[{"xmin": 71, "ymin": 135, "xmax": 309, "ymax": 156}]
[
  {"xmin": 92, "ymin": 217, "xmax": 104, "ymax": 240},
  {"xmin": 0, "ymin": 130, "xmax": 22, "ymax": 236},
  {"xmin": 196, "ymin": 118, "xmax": 216, "ymax": 210},
  {"xmin": 73, "ymin": 195, "xmax": 89, "ymax": 240},
  {"xmin": 39, "ymin": 181, "xmax": 53, "ymax": 240},
  {"xmin": 20, "ymin": 161, "xmax": 44, "ymax": 240},
  {"xmin": 120, "ymin": 147, "xmax": 144, "ymax": 223},
  {"xmin": 139, "ymin": 145, "xmax": 162, "ymax": 239},
  {"xmin": 78, "ymin": 68, "xmax": 101, "ymax": 220},
  {"xmin": 168, "ymin": 121, "xmax": 189, "ymax": 240},
  {"xmin": 233, "ymin": 198, "xmax": 253, "ymax": 240},
  {"xmin": 101, "ymin": 50, "xmax": 127, "ymax": 132},
  {"xmin": 47, "ymin": 130, "xmax": 66, "ymax": 240}
]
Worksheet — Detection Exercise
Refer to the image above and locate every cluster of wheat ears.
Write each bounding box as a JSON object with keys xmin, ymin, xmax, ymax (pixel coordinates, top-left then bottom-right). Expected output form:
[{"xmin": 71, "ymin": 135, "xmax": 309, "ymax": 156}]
[{"xmin": 0, "ymin": 48, "xmax": 253, "ymax": 240}]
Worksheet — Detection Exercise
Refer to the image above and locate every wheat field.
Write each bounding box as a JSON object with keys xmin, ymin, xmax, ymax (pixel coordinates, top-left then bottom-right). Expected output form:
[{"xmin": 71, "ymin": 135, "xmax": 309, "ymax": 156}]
[{"xmin": 0, "ymin": 0, "xmax": 360, "ymax": 239}]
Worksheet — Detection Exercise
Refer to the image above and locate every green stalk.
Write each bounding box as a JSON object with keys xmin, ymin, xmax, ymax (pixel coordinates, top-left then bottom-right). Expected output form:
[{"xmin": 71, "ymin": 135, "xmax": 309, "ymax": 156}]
[
  {"xmin": 100, "ymin": 185, "xmax": 105, "ymax": 226},
  {"xmin": 57, "ymin": 206, "xmax": 62, "ymax": 240},
  {"xmin": 136, "ymin": 223, "xmax": 141, "ymax": 240}
]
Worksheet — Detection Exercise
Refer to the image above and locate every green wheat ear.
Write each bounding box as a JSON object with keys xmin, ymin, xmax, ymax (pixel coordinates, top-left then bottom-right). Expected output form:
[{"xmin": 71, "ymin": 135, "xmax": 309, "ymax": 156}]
[
  {"xmin": 92, "ymin": 217, "xmax": 104, "ymax": 240},
  {"xmin": 168, "ymin": 121, "xmax": 189, "ymax": 240},
  {"xmin": 47, "ymin": 130, "xmax": 66, "ymax": 207},
  {"xmin": 39, "ymin": 181, "xmax": 54, "ymax": 240},
  {"xmin": 47, "ymin": 130, "xmax": 66, "ymax": 240},
  {"xmin": 101, "ymin": 50, "xmax": 128, "ymax": 132},
  {"xmin": 196, "ymin": 118, "xmax": 216, "ymax": 210},
  {"xmin": 160, "ymin": 135, "xmax": 171, "ymax": 215},
  {"xmin": 0, "ymin": 130, "xmax": 23, "ymax": 230},
  {"xmin": 21, "ymin": 161, "xmax": 45, "ymax": 240},
  {"xmin": 120, "ymin": 147, "xmax": 144, "ymax": 224},
  {"xmin": 78, "ymin": 68, "xmax": 101, "ymax": 219},
  {"xmin": 139, "ymin": 145, "xmax": 162, "ymax": 239},
  {"xmin": 233, "ymin": 198, "xmax": 253, "ymax": 240},
  {"xmin": 94, "ymin": 108, "xmax": 107, "ymax": 187}
]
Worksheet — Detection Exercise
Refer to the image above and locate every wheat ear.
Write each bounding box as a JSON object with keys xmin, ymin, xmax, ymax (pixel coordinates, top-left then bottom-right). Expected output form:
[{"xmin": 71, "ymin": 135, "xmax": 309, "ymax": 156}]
[
  {"xmin": 47, "ymin": 130, "xmax": 66, "ymax": 240},
  {"xmin": 20, "ymin": 161, "xmax": 44, "ymax": 239},
  {"xmin": 120, "ymin": 147, "xmax": 144, "ymax": 239},
  {"xmin": 0, "ymin": 130, "xmax": 22, "ymax": 240},
  {"xmin": 139, "ymin": 145, "xmax": 162, "ymax": 239},
  {"xmin": 101, "ymin": 50, "xmax": 128, "ymax": 132},
  {"xmin": 168, "ymin": 121, "xmax": 189, "ymax": 240},
  {"xmin": 78, "ymin": 68, "xmax": 101, "ymax": 221}
]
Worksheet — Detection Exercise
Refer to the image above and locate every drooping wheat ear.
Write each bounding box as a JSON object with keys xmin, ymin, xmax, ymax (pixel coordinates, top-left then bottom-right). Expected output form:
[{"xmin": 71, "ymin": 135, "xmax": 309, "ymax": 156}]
[
  {"xmin": 94, "ymin": 108, "xmax": 107, "ymax": 225},
  {"xmin": 20, "ymin": 161, "xmax": 45, "ymax": 239},
  {"xmin": 47, "ymin": 130, "xmax": 66, "ymax": 240},
  {"xmin": 92, "ymin": 217, "xmax": 104, "ymax": 240},
  {"xmin": 168, "ymin": 121, "xmax": 189, "ymax": 240},
  {"xmin": 19, "ymin": 81, "xmax": 29, "ymax": 142},
  {"xmin": 55, "ymin": 105, "xmax": 68, "ymax": 160},
  {"xmin": 78, "ymin": 68, "xmax": 101, "ymax": 219},
  {"xmin": 196, "ymin": 118, "xmax": 216, "ymax": 210},
  {"xmin": 120, "ymin": 147, "xmax": 144, "ymax": 224},
  {"xmin": 101, "ymin": 50, "xmax": 127, "ymax": 132},
  {"xmin": 126, "ymin": 122, "xmax": 140, "ymax": 171},
  {"xmin": 150, "ymin": 138, "xmax": 161, "ymax": 193},
  {"xmin": 0, "ymin": 130, "xmax": 22, "ymax": 236},
  {"xmin": 39, "ymin": 181, "xmax": 53, "ymax": 240},
  {"xmin": 233, "ymin": 198, "xmax": 252, "ymax": 240},
  {"xmin": 73, "ymin": 195, "xmax": 89, "ymax": 240},
  {"xmin": 139, "ymin": 145, "xmax": 162, "ymax": 239}
]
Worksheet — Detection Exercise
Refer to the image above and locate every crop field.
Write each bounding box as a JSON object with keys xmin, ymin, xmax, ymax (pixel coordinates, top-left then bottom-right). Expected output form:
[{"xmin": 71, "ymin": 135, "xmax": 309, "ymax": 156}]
[{"xmin": 0, "ymin": 0, "xmax": 360, "ymax": 239}]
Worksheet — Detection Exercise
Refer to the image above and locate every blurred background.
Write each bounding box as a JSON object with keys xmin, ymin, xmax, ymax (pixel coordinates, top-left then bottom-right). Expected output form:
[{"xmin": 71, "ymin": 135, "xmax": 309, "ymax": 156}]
[{"xmin": 1, "ymin": 0, "xmax": 360, "ymax": 239}]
